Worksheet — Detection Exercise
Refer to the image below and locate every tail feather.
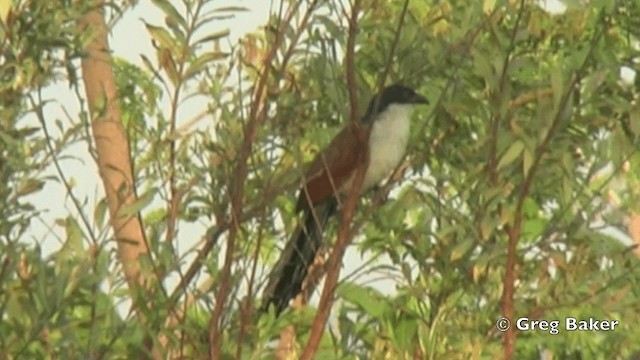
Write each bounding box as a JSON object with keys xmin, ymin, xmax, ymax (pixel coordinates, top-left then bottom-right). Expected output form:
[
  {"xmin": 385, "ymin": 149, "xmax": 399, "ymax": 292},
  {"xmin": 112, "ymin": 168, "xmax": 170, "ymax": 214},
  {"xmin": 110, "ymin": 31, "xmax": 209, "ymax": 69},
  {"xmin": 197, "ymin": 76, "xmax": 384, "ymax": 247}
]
[{"xmin": 262, "ymin": 199, "xmax": 337, "ymax": 315}]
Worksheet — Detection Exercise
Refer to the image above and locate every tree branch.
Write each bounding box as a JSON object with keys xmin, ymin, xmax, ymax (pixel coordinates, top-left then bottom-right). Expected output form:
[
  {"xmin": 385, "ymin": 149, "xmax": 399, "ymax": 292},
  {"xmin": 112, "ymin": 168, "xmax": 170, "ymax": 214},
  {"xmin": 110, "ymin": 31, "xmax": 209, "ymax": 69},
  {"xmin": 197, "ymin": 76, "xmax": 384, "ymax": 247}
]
[
  {"xmin": 500, "ymin": 14, "xmax": 605, "ymax": 359},
  {"xmin": 301, "ymin": 0, "xmax": 362, "ymax": 357},
  {"xmin": 207, "ymin": 1, "xmax": 304, "ymax": 357},
  {"xmin": 78, "ymin": 3, "xmax": 159, "ymax": 358}
]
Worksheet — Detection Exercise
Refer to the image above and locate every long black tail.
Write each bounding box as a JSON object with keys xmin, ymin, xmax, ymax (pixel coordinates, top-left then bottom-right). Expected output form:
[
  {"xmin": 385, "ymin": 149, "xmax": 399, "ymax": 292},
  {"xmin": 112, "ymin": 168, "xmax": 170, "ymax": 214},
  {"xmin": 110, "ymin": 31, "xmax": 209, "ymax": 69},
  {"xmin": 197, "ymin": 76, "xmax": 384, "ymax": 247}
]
[{"xmin": 261, "ymin": 198, "xmax": 337, "ymax": 316}]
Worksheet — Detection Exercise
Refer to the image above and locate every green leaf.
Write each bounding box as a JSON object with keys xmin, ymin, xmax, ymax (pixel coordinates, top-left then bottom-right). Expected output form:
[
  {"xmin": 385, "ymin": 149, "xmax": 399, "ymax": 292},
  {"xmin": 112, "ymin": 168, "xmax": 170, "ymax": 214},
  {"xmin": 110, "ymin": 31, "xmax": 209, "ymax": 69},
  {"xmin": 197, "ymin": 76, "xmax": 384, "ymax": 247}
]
[
  {"xmin": 629, "ymin": 105, "xmax": 640, "ymax": 136},
  {"xmin": 57, "ymin": 216, "xmax": 84, "ymax": 261},
  {"xmin": 315, "ymin": 15, "xmax": 343, "ymax": 40},
  {"xmin": 140, "ymin": 54, "xmax": 156, "ymax": 73},
  {"xmin": 0, "ymin": 0, "xmax": 11, "ymax": 25},
  {"xmin": 94, "ymin": 197, "xmax": 108, "ymax": 229},
  {"xmin": 117, "ymin": 189, "xmax": 157, "ymax": 219},
  {"xmin": 158, "ymin": 48, "xmax": 180, "ymax": 86},
  {"xmin": 522, "ymin": 147, "xmax": 534, "ymax": 177},
  {"xmin": 450, "ymin": 238, "xmax": 474, "ymax": 261},
  {"xmin": 337, "ymin": 282, "xmax": 387, "ymax": 318},
  {"xmin": 483, "ymin": 0, "xmax": 496, "ymax": 14},
  {"xmin": 184, "ymin": 52, "xmax": 228, "ymax": 80},
  {"xmin": 497, "ymin": 140, "xmax": 524, "ymax": 170},
  {"xmin": 522, "ymin": 197, "xmax": 540, "ymax": 217},
  {"xmin": 522, "ymin": 218, "xmax": 547, "ymax": 241},
  {"xmin": 165, "ymin": 17, "xmax": 187, "ymax": 45},
  {"xmin": 16, "ymin": 178, "xmax": 44, "ymax": 196},
  {"xmin": 582, "ymin": 69, "xmax": 608, "ymax": 98},
  {"xmin": 473, "ymin": 49, "xmax": 494, "ymax": 85},
  {"xmin": 144, "ymin": 22, "xmax": 180, "ymax": 52},
  {"xmin": 390, "ymin": 314, "xmax": 419, "ymax": 351},
  {"xmin": 194, "ymin": 29, "xmax": 230, "ymax": 46},
  {"xmin": 550, "ymin": 64, "xmax": 564, "ymax": 109},
  {"xmin": 66, "ymin": 217, "xmax": 84, "ymax": 252},
  {"xmin": 151, "ymin": 0, "xmax": 187, "ymax": 30},
  {"xmin": 213, "ymin": 6, "xmax": 250, "ymax": 12}
]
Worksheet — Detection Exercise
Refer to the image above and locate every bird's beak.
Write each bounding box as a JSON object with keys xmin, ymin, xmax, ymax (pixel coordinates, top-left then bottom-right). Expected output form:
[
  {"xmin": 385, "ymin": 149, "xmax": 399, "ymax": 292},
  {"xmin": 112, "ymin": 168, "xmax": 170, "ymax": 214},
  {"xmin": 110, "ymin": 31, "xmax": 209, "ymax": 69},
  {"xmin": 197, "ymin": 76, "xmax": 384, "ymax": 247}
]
[{"xmin": 412, "ymin": 93, "xmax": 428, "ymax": 104}]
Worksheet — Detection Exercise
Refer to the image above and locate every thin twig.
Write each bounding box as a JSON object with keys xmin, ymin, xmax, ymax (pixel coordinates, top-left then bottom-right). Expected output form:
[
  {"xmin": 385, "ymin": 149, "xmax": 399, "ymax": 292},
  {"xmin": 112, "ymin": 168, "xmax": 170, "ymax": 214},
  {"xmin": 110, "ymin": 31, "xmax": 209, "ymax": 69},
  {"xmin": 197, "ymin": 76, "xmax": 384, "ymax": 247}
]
[
  {"xmin": 488, "ymin": 1, "xmax": 527, "ymax": 356},
  {"xmin": 30, "ymin": 95, "xmax": 98, "ymax": 247},
  {"xmin": 302, "ymin": 0, "xmax": 362, "ymax": 357},
  {"xmin": 301, "ymin": 1, "xmax": 412, "ymax": 357},
  {"xmin": 500, "ymin": 10, "xmax": 606, "ymax": 360},
  {"xmin": 235, "ymin": 208, "xmax": 267, "ymax": 358},
  {"xmin": 207, "ymin": 1, "xmax": 302, "ymax": 357},
  {"xmin": 165, "ymin": 0, "xmax": 205, "ymax": 245}
]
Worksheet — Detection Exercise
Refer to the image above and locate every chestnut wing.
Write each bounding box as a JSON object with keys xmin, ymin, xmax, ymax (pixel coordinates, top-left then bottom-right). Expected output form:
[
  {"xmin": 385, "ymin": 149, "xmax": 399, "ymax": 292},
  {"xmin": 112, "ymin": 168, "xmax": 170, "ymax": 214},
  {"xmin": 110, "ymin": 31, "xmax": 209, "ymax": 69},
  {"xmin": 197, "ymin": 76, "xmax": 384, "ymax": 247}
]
[{"xmin": 295, "ymin": 123, "xmax": 369, "ymax": 211}]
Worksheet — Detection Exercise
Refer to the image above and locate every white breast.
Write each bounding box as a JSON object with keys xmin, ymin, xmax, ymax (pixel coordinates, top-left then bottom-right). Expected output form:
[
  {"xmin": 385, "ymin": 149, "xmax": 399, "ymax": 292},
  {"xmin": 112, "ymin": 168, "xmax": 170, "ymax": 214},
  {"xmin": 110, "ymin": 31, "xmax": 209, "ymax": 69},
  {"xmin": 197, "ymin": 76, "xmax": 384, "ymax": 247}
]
[{"xmin": 362, "ymin": 104, "xmax": 413, "ymax": 190}]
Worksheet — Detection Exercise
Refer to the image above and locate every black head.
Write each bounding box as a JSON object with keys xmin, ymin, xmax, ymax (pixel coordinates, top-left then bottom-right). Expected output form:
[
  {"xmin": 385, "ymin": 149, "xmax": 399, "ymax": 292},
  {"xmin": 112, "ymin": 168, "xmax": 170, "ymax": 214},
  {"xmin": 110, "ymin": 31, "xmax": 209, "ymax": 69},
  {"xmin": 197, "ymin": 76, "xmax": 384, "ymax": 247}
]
[{"xmin": 363, "ymin": 84, "xmax": 428, "ymax": 121}]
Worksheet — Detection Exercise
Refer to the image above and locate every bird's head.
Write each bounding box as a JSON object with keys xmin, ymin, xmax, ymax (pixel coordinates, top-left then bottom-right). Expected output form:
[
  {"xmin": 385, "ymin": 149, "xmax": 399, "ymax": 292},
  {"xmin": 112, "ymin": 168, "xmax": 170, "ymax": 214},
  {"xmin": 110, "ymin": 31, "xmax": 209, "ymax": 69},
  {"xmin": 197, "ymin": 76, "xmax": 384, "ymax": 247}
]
[{"xmin": 363, "ymin": 84, "xmax": 428, "ymax": 122}]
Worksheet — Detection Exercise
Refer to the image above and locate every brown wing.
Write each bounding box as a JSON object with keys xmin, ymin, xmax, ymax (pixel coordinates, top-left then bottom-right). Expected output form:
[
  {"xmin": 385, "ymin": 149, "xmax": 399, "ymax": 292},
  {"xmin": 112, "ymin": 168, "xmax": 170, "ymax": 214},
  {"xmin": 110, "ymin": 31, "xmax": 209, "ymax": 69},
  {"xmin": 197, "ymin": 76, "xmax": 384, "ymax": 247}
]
[{"xmin": 295, "ymin": 122, "xmax": 370, "ymax": 211}]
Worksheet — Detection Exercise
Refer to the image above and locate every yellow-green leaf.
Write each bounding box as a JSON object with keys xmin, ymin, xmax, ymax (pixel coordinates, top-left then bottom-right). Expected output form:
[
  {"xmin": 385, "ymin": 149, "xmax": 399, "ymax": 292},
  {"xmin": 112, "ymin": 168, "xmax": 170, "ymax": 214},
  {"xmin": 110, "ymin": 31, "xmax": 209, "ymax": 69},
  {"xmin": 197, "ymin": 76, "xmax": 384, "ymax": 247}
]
[
  {"xmin": 194, "ymin": 29, "xmax": 231, "ymax": 46},
  {"xmin": 0, "ymin": 0, "xmax": 11, "ymax": 25},
  {"xmin": 184, "ymin": 52, "xmax": 228, "ymax": 80},
  {"xmin": 151, "ymin": 0, "xmax": 187, "ymax": 30},
  {"xmin": 523, "ymin": 147, "xmax": 534, "ymax": 177},
  {"xmin": 94, "ymin": 197, "xmax": 108, "ymax": 229},
  {"xmin": 497, "ymin": 141, "xmax": 525, "ymax": 170},
  {"xmin": 450, "ymin": 239, "xmax": 474, "ymax": 261},
  {"xmin": 483, "ymin": 0, "xmax": 496, "ymax": 14},
  {"xmin": 550, "ymin": 64, "xmax": 564, "ymax": 109},
  {"xmin": 117, "ymin": 189, "xmax": 157, "ymax": 219},
  {"xmin": 145, "ymin": 22, "xmax": 179, "ymax": 52}
]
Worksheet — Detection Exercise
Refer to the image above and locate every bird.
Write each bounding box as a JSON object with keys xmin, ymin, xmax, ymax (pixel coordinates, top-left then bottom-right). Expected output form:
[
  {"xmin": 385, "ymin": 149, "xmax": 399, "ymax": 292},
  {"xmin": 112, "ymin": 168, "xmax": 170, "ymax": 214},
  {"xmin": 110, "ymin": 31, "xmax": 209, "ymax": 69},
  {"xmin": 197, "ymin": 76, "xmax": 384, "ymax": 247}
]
[{"xmin": 262, "ymin": 84, "xmax": 428, "ymax": 316}]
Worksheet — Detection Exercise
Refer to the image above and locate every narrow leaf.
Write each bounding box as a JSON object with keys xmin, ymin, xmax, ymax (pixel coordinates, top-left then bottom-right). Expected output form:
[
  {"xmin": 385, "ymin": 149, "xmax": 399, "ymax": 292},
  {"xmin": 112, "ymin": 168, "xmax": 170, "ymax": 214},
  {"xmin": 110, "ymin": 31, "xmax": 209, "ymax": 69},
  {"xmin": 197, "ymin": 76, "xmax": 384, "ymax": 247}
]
[
  {"xmin": 144, "ymin": 22, "xmax": 179, "ymax": 52},
  {"xmin": 158, "ymin": 48, "xmax": 179, "ymax": 86},
  {"xmin": 184, "ymin": 52, "xmax": 228, "ymax": 80},
  {"xmin": 483, "ymin": 0, "xmax": 496, "ymax": 14},
  {"xmin": 497, "ymin": 141, "xmax": 524, "ymax": 170},
  {"xmin": 117, "ymin": 189, "xmax": 157, "ymax": 219},
  {"xmin": 523, "ymin": 147, "xmax": 534, "ymax": 177},
  {"xmin": 392, "ymin": 316, "xmax": 419, "ymax": 351},
  {"xmin": 194, "ymin": 29, "xmax": 230, "ymax": 45},
  {"xmin": 0, "ymin": 0, "xmax": 10, "ymax": 25},
  {"xmin": 94, "ymin": 197, "xmax": 108, "ymax": 229},
  {"xmin": 213, "ymin": 6, "xmax": 249, "ymax": 12},
  {"xmin": 65, "ymin": 217, "xmax": 84, "ymax": 253},
  {"xmin": 337, "ymin": 282, "xmax": 387, "ymax": 318},
  {"xmin": 550, "ymin": 65, "xmax": 563, "ymax": 109},
  {"xmin": 17, "ymin": 178, "xmax": 45, "ymax": 196},
  {"xmin": 151, "ymin": 0, "xmax": 187, "ymax": 29},
  {"xmin": 450, "ymin": 239, "xmax": 474, "ymax": 261},
  {"xmin": 140, "ymin": 54, "xmax": 156, "ymax": 73}
]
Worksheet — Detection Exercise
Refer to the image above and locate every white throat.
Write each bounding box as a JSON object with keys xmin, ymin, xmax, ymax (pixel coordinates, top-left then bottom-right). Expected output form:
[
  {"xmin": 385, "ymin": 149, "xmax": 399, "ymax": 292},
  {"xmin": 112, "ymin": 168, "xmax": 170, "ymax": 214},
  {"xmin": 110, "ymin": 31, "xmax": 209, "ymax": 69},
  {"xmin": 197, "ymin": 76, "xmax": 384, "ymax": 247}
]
[{"xmin": 362, "ymin": 103, "xmax": 413, "ymax": 190}]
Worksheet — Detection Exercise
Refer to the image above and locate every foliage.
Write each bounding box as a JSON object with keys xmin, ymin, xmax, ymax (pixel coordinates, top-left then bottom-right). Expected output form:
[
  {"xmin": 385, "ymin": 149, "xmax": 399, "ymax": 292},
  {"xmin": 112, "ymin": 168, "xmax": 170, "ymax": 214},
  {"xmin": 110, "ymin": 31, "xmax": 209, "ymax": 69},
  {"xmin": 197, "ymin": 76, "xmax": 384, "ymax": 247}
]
[{"xmin": 1, "ymin": 0, "xmax": 640, "ymax": 358}]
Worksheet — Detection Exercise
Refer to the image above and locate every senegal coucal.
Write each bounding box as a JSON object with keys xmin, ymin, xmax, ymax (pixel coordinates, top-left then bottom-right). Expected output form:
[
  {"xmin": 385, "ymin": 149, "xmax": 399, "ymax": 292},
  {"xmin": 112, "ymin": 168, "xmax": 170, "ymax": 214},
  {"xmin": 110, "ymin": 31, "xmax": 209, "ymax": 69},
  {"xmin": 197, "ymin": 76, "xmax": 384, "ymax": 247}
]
[{"xmin": 262, "ymin": 84, "xmax": 428, "ymax": 315}]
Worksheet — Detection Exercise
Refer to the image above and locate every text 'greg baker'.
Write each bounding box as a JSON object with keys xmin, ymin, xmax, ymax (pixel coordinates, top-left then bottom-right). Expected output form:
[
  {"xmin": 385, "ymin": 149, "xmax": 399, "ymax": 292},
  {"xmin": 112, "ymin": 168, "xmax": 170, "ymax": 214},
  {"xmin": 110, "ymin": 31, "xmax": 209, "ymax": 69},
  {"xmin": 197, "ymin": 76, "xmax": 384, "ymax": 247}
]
[
  {"xmin": 515, "ymin": 317, "xmax": 619, "ymax": 334},
  {"xmin": 565, "ymin": 317, "xmax": 619, "ymax": 331}
]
